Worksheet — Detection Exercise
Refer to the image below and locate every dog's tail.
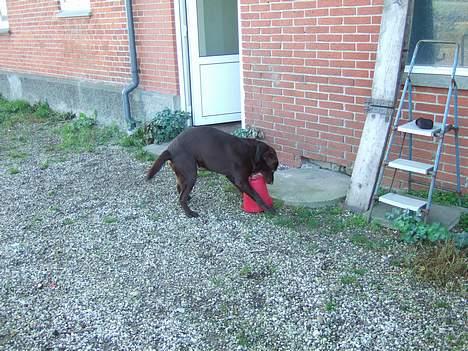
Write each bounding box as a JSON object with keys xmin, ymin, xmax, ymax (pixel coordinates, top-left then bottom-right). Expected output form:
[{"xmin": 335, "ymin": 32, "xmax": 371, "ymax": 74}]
[{"xmin": 147, "ymin": 150, "xmax": 171, "ymax": 180}]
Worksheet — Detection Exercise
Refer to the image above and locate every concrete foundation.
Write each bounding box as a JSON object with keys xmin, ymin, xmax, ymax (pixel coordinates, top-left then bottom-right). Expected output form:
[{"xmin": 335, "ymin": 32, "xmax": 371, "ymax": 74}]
[{"xmin": 0, "ymin": 70, "xmax": 179, "ymax": 129}]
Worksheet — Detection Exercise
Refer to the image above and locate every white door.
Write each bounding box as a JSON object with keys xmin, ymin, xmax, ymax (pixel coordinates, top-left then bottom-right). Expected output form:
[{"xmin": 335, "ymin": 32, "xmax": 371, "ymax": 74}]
[{"xmin": 186, "ymin": 0, "xmax": 241, "ymax": 126}]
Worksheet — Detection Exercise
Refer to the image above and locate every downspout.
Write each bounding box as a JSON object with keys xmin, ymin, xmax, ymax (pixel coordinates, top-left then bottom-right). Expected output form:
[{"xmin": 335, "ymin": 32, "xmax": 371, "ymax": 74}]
[{"xmin": 122, "ymin": 0, "xmax": 138, "ymax": 131}]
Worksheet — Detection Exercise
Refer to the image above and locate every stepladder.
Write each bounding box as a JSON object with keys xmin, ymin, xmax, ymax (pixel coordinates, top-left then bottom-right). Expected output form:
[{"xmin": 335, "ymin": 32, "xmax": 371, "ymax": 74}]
[{"xmin": 368, "ymin": 40, "xmax": 462, "ymax": 222}]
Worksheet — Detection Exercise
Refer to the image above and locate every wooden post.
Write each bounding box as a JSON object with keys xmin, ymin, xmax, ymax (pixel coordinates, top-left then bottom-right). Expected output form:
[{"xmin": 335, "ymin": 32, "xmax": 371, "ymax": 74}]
[{"xmin": 345, "ymin": 0, "xmax": 413, "ymax": 212}]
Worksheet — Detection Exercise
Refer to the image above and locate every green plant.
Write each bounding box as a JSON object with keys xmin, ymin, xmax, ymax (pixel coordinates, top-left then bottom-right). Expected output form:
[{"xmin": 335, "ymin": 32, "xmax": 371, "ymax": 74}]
[
  {"xmin": 8, "ymin": 150, "xmax": 28, "ymax": 159},
  {"xmin": 408, "ymin": 189, "xmax": 467, "ymax": 208},
  {"xmin": 386, "ymin": 209, "xmax": 451, "ymax": 243},
  {"xmin": 32, "ymin": 101, "xmax": 52, "ymax": 119},
  {"xmin": 232, "ymin": 125, "xmax": 264, "ymax": 139},
  {"xmin": 0, "ymin": 97, "xmax": 31, "ymax": 114},
  {"xmin": 351, "ymin": 267, "xmax": 368, "ymax": 276},
  {"xmin": 340, "ymin": 274, "xmax": 358, "ymax": 285},
  {"xmin": 0, "ymin": 97, "xmax": 32, "ymax": 125},
  {"xmin": 39, "ymin": 160, "xmax": 49, "ymax": 170},
  {"xmin": 457, "ymin": 213, "xmax": 468, "ymax": 231},
  {"xmin": 103, "ymin": 215, "xmax": 118, "ymax": 224},
  {"xmin": 239, "ymin": 265, "xmax": 253, "ymax": 278},
  {"xmin": 324, "ymin": 299, "xmax": 337, "ymax": 312},
  {"xmin": 7, "ymin": 167, "xmax": 20, "ymax": 175},
  {"xmin": 143, "ymin": 108, "xmax": 190, "ymax": 144}
]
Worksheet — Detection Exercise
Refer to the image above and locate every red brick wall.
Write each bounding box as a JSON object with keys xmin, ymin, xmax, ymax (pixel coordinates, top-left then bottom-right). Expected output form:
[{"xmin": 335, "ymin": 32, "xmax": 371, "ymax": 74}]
[
  {"xmin": 0, "ymin": 0, "xmax": 179, "ymax": 95},
  {"xmin": 240, "ymin": 0, "xmax": 467, "ymax": 192}
]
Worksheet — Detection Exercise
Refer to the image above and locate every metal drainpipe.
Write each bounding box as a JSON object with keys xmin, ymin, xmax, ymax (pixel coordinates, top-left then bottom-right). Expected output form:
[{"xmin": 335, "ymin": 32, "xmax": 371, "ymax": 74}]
[{"xmin": 122, "ymin": 0, "xmax": 138, "ymax": 131}]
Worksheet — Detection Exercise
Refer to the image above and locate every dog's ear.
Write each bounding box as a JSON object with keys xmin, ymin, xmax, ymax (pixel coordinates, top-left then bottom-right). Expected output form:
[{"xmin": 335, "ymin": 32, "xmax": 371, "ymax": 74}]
[
  {"xmin": 263, "ymin": 149, "xmax": 278, "ymax": 170},
  {"xmin": 255, "ymin": 142, "xmax": 268, "ymax": 164}
]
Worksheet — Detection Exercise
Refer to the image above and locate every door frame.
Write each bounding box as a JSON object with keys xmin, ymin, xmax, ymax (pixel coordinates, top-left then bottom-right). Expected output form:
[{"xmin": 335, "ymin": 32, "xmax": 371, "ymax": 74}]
[{"xmin": 174, "ymin": 0, "xmax": 245, "ymax": 127}]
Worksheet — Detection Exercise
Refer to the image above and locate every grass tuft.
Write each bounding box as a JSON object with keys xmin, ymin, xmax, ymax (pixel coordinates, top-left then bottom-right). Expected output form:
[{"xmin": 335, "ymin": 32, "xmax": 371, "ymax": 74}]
[
  {"xmin": 412, "ymin": 241, "xmax": 467, "ymax": 290},
  {"xmin": 56, "ymin": 113, "xmax": 123, "ymax": 152}
]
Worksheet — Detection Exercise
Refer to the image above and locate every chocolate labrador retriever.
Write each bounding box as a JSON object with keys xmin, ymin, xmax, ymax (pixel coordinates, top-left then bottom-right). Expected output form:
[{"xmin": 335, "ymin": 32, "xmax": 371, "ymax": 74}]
[{"xmin": 147, "ymin": 126, "xmax": 278, "ymax": 218}]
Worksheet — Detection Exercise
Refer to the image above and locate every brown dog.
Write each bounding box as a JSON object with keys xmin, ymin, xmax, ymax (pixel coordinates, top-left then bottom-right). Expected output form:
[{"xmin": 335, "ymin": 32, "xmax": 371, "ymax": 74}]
[{"xmin": 147, "ymin": 126, "xmax": 278, "ymax": 217}]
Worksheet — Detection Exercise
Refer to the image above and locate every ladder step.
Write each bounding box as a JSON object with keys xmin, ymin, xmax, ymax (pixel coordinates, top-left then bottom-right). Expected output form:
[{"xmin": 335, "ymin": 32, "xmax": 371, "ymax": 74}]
[
  {"xmin": 397, "ymin": 120, "xmax": 445, "ymax": 137},
  {"xmin": 379, "ymin": 193, "xmax": 427, "ymax": 212},
  {"xmin": 388, "ymin": 158, "xmax": 433, "ymax": 175}
]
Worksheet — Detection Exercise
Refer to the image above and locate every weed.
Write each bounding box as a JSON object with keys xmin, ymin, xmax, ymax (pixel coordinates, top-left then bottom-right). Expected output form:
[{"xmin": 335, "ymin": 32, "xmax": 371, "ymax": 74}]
[
  {"xmin": 48, "ymin": 205, "xmax": 60, "ymax": 213},
  {"xmin": 324, "ymin": 298, "xmax": 337, "ymax": 312},
  {"xmin": 223, "ymin": 182, "xmax": 238, "ymax": 194},
  {"xmin": 236, "ymin": 329, "xmax": 253, "ymax": 348},
  {"xmin": 272, "ymin": 198, "xmax": 285, "ymax": 210},
  {"xmin": 272, "ymin": 206, "xmax": 318, "ymax": 231},
  {"xmin": 239, "ymin": 265, "xmax": 253, "ymax": 278},
  {"xmin": 32, "ymin": 101, "xmax": 52, "ymax": 119},
  {"xmin": 340, "ymin": 274, "xmax": 358, "ymax": 285},
  {"xmin": 351, "ymin": 267, "xmax": 368, "ymax": 276},
  {"xmin": 198, "ymin": 170, "xmax": 214, "ymax": 178},
  {"xmin": 350, "ymin": 234, "xmax": 386, "ymax": 251},
  {"xmin": 0, "ymin": 98, "xmax": 31, "ymax": 116},
  {"xmin": 8, "ymin": 167, "xmax": 20, "ymax": 175},
  {"xmin": 133, "ymin": 149, "xmax": 155, "ymax": 162},
  {"xmin": 103, "ymin": 216, "xmax": 118, "ymax": 224},
  {"xmin": 120, "ymin": 129, "xmax": 146, "ymax": 148},
  {"xmin": 412, "ymin": 241, "xmax": 466, "ymax": 290},
  {"xmin": 63, "ymin": 218, "xmax": 75, "ymax": 225},
  {"xmin": 8, "ymin": 150, "xmax": 28, "ymax": 159},
  {"xmin": 39, "ymin": 160, "xmax": 49, "ymax": 170},
  {"xmin": 209, "ymin": 275, "xmax": 224, "ymax": 288},
  {"xmin": 434, "ymin": 300, "xmax": 449, "ymax": 309},
  {"xmin": 446, "ymin": 333, "xmax": 467, "ymax": 350}
]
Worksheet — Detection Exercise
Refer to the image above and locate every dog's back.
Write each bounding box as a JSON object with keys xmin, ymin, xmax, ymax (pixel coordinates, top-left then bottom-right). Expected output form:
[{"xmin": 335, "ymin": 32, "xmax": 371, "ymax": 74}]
[{"xmin": 168, "ymin": 127, "xmax": 254, "ymax": 173}]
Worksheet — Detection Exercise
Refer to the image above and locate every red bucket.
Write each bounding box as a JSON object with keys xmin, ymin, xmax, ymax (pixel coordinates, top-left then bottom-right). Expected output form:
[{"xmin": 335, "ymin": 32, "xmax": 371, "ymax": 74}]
[{"xmin": 242, "ymin": 173, "xmax": 273, "ymax": 213}]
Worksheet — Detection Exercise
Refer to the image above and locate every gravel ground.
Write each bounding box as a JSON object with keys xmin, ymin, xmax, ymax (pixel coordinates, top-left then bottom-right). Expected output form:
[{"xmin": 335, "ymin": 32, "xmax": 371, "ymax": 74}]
[{"xmin": 0, "ymin": 124, "xmax": 466, "ymax": 350}]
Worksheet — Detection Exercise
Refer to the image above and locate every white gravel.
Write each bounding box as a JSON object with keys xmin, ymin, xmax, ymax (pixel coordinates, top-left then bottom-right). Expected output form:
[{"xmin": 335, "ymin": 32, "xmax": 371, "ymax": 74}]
[{"xmin": 0, "ymin": 127, "xmax": 466, "ymax": 350}]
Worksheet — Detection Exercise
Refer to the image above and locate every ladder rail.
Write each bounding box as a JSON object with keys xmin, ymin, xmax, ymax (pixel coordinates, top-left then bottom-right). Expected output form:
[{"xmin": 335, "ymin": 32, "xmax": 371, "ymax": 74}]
[
  {"xmin": 454, "ymin": 84, "xmax": 461, "ymax": 194},
  {"xmin": 426, "ymin": 43, "xmax": 459, "ymax": 214}
]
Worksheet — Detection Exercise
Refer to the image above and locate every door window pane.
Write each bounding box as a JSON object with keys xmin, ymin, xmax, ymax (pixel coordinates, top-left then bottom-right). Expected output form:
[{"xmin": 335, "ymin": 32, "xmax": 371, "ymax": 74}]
[
  {"xmin": 0, "ymin": 0, "xmax": 8, "ymax": 30},
  {"xmin": 408, "ymin": 0, "xmax": 468, "ymax": 67},
  {"xmin": 197, "ymin": 0, "xmax": 239, "ymax": 57}
]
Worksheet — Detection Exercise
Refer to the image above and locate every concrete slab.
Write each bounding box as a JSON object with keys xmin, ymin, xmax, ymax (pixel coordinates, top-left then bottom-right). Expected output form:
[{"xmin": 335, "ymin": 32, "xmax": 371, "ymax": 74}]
[
  {"xmin": 367, "ymin": 200, "xmax": 466, "ymax": 230},
  {"xmin": 267, "ymin": 167, "xmax": 350, "ymax": 208}
]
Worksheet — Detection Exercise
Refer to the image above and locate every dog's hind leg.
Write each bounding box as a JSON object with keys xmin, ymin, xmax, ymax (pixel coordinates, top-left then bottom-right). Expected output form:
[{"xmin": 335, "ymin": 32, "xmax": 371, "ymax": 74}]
[{"xmin": 173, "ymin": 159, "xmax": 199, "ymax": 218}]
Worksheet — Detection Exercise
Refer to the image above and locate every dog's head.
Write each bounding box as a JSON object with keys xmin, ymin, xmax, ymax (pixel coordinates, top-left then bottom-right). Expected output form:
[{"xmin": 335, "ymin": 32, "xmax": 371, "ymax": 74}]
[{"xmin": 254, "ymin": 141, "xmax": 279, "ymax": 184}]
